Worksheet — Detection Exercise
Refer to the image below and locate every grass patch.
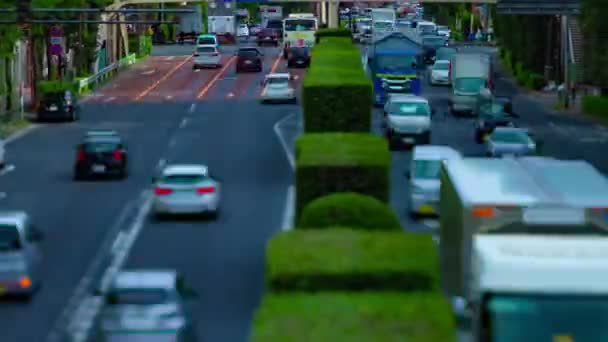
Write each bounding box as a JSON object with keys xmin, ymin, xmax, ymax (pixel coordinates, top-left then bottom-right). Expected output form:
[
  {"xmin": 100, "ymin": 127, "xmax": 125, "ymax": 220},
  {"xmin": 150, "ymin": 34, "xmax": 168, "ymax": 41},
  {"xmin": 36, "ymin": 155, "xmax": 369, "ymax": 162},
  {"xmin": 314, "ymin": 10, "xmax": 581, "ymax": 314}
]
[
  {"xmin": 251, "ymin": 292, "xmax": 456, "ymax": 342},
  {"xmin": 266, "ymin": 228, "xmax": 438, "ymax": 292},
  {"xmin": 0, "ymin": 115, "xmax": 31, "ymax": 139}
]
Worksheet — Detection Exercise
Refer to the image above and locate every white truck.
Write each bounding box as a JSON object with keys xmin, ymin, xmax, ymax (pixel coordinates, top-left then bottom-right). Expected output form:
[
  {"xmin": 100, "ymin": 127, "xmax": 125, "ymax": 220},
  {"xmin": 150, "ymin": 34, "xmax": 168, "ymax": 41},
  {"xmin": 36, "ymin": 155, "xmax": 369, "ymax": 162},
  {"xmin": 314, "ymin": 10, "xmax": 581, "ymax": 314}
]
[
  {"xmin": 260, "ymin": 5, "xmax": 283, "ymax": 29},
  {"xmin": 176, "ymin": 4, "xmax": 203, "ymax": 44},
  {"xmin": 208, "ymin": 16, "xmax": 235, "ymax": 36},
  {"xmin": 448, "ymin": 52, "xmax": 492, "ymax": 116},
  {"xmin": 439, "ymin": 156, "xmax": 608, "ymax": 341},
  {"xmin": 370, "ymin": 8, "xmax": 396, "ymax": 39}
]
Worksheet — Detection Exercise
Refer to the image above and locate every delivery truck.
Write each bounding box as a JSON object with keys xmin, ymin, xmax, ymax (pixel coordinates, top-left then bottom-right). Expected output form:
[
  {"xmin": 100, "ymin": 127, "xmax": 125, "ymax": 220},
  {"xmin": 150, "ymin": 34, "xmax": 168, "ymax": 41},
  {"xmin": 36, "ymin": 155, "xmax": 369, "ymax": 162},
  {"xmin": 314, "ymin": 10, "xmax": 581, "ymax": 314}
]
[
  {"xmin": 448, "ymin": 52, "xmax": 493, "ymax": 116},
  {"xmin": 439, "ymin": 156, "xmax": 608, "ymax": 341}
]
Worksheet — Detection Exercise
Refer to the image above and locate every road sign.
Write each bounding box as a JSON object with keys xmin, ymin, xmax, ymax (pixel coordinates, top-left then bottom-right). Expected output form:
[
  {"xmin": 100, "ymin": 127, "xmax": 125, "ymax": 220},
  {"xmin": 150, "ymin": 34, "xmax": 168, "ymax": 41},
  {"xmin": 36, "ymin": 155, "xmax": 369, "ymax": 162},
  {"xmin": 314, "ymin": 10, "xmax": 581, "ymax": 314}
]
[{"xmin": 49, "ymin": 25, "xmax": 63, "ymax": 55}]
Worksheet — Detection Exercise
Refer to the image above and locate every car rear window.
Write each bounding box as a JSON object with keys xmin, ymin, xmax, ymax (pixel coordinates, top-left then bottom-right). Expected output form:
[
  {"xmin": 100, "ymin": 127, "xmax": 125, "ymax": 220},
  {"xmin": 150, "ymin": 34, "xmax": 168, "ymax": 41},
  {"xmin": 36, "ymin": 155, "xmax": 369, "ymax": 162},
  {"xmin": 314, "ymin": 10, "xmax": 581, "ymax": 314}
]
[
  {"xmin": 492, "ymin": 131, "xmax": 526, "ymax": 143},
  {"xmin": 197, "ymin": 38, "xmax": 215, "ymax": 45},
  {"xmin": 162, "ymin": 175, "xmax": 206, "ymax": 184},
  {"xmin": 196, "ymin": 46, "xmax": 216, "ymax": 53},
  {"xmin": 0, "ymin": 224, "xmax": 21, "ymax": 251},
  {"xmin": 108, "ymin": 288, "xmax": 168, "ymax": 305},
  {"xmin": 238, "ymin": 49, "xmax": 259, "ymax": 57},
  {"xmin": 83, "ymin": 141, "xmax": 120, "ymax": 153}
]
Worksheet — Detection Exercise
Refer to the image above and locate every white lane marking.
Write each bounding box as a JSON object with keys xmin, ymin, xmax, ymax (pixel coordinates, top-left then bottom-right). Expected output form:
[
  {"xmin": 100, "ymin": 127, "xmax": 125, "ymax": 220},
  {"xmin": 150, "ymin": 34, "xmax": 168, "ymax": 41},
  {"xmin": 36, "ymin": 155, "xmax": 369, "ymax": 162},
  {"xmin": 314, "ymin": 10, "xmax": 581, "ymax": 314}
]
[
  {"xmin": 188, "ymin": 103, "xmax": 196, "ymax": 113},
  {"xmin": 157, "ymin": 158, "xmax": 166, "ymax": 170},
  {"xmin": 179, "ymin": 118, "xmax": 188, "ymax": 128},
  {"xmin": 71, "ymin": 192, "xmax": 154, "ymax": 342},
  {"xmin": 166, "ymin": 56, "xmax": 175, "ymax": 61},
  {"xmin": 227, "ymin": 92, "xmax": 235, "ymax": 98},
  {"xmin": 0, "ymin": 164, "xmax": 15, "ymax": 176},
  {"xmin": 273, "ymin": 112, "xmax": 296, "ymax": 170},
  {"xmin": 103, "ymin": 96, "xmax": 116, "ymax": 103},
  {"xmin": 3, "ymin": 124, "xmax": 42, "ymax": 146},
  {"xmin": 45, "ymin": 194, "xmax": 142, "ymax": 342},
  {"xmin": 0, "ymin": 192, "xmax": 6, "ymax": 199},
  {"xmin": 141, "ymin": 69, "xmax": 156, "ymax": 75},
  {"xmin": 194, "ymin": 69, "xmax": 200, "ymax": 73},
  {"xmin": 166, "ymin": 95, "xmax": 173, "ymax": 100},
  {"xmin": 169, "ymin": 138, "xmax": 176, "ymax": 147},
  {"xmin": 109, "ymin": 231, "xmax": 127, "ymax": 255},
  {"xmin": 281, "ymin": 186, "xmax": 295, "ymax": 231}
]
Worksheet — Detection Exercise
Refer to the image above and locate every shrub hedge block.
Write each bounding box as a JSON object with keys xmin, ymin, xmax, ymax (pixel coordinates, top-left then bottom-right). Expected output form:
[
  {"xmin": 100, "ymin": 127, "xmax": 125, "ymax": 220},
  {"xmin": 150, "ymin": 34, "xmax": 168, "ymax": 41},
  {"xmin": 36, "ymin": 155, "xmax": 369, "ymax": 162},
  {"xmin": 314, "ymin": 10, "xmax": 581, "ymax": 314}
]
[
  {"xmin": 266, "ymin": 228, "xmax": 438, "ymax": 292},
  {"xmin": 37, "ymin": 80, "xmax": 78, "ymax": 94},
  {"xmin": 251, "ymin": 292, "xmax": 456, "ymax": 342},
  {"xmin": 295, "ymin": 133, "xmax": 390, "ymax": 218},
  {"xmin": 582, "ymin": 95, "xmax": 608, "ymax": 120},
  {"xmin": 298, "ymin": 192, "xmax": 401, "ymax": 230},
  {"xmin": 303, "ymin": 37, "xmax": 372, "ymax": 132}
]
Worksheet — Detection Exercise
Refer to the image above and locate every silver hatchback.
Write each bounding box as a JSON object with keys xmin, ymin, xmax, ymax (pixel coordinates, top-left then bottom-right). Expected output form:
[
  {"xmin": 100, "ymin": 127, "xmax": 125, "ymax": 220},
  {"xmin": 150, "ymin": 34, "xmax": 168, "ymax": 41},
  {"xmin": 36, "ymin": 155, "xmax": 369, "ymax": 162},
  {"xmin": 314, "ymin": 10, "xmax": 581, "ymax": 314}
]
[
  {"xmin": 0, "ymin": 211, "xmax": 44, "ymax": 299},
  {"xmin": 193, "ymin": 45, "xmax": 221, "ymax": 69},
  {"xmin": 152, "ymin": 164, "xmax": 221, "ymax": 218},
  {"xmin": 485, "ymin": 127, "xmax": 537, "ymax": 157}
]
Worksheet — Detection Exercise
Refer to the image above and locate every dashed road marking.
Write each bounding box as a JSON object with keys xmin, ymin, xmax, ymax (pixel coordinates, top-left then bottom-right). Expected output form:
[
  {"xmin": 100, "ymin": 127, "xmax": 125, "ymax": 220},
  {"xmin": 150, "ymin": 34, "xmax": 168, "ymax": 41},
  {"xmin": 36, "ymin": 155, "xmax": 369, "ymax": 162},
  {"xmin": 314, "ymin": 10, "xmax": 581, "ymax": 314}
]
[
  {"xmin": 274, "ymin": 112, "xmax": 296, "ymax": 169},
  {"xmin": 165, "ymin": 95, "xmax": 173, "ymax": 100},
  {"xmin": 281, "ymin": 186, "xmax": 295, "ymax": 231},
  {"xmin": 157, "ymin": 158, "xmax": 166, "ymax": 170},
  {"xmin": 0, "ymin": 192, "xmax": 6, "ymax": 199},
  {"xmin": 136, "ymin": 56, "xmax": 192, "ymax": 100},
  {"xmin": 188, "ymin": 103, "xmax": 196, "ymax": 113},
  {"xmin": 179, "ymin": 118, "xmax": 188, "ymax": 128},
  {"xmin": 0, "ymin": 164, "xmax": 15, "ymax": 176},
  {"xmin": 226, "ymin": 92, "xmax": 235, "ymax": 98},
  {"xmin": 197, "ymin": 56, "xmax": 237, "ymax": 99},
  {"xmin": 169, "ymin": 138, "xmax": 176, "ymax": 147},
  {"xmin": 103, "ymin": 96, "xmax": 116, "ymax": 103}
]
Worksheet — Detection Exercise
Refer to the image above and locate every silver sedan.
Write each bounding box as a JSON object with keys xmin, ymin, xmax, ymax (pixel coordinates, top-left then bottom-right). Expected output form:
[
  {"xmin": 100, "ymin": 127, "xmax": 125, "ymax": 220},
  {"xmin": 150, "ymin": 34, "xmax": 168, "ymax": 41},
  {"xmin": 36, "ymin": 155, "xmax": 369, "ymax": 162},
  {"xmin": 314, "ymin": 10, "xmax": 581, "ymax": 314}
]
[
  {"xmin": 260, "ymin": 73, "xmax": 296, "ymax": 103},
  {"xmin": 485, "ymin": 127, "xmax": 537, "ymax": 157},
  {"xmin": 152, "ymin": 164, "xmax": 221, "ymax": 218},
  {"xmin": 193, "ymin": 45, "xmax": 221, "ymax": 69}
]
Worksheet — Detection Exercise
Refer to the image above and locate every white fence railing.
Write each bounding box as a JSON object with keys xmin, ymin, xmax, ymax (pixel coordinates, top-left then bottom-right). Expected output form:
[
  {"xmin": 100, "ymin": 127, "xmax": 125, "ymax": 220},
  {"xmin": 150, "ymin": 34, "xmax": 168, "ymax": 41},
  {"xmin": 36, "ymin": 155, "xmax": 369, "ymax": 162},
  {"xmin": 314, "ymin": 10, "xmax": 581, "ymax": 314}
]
[{"xmin": 77, "ymin": 53, "xmax": 137, "ymax": 93}]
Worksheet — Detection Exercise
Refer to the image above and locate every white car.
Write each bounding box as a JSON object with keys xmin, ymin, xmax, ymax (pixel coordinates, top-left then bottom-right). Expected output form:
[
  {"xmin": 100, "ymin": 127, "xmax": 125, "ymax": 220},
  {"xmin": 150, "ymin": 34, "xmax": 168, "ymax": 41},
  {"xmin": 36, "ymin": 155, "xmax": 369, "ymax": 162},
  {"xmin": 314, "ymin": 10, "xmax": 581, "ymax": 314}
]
[
  {"xmin": 260, "ymin": 73, "xmax": 296, "ymax": 104},
  {"xmin": 429, "ymin": 60, "xmax": 450, "ymax": 86},
  {"xmin": 152, "ymin": 164, "xmax": 221, "ymax": 218},
  {"xmin": 436, "ymin": 25, "xmax": 451, "ymax": 39},
  {"xmin": 237, "ymin": 24, "xmax": 250, "ymax": 37},
  {"xmin": 193, "ymin": 45, "xmax": 222, "ymax": 69},
  {"xmin": 0, "ymin": 139, "xmax": 5, "ymax": 169}
]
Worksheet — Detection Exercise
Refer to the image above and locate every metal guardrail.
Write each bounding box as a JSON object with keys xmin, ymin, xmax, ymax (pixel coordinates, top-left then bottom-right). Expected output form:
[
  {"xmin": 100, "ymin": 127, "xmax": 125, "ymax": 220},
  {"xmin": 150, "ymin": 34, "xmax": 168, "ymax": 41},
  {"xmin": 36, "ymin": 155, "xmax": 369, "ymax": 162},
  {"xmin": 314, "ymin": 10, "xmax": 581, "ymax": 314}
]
[{"xmin": 77, "ymin": 53, "xmax": 137, "ymax": 93}]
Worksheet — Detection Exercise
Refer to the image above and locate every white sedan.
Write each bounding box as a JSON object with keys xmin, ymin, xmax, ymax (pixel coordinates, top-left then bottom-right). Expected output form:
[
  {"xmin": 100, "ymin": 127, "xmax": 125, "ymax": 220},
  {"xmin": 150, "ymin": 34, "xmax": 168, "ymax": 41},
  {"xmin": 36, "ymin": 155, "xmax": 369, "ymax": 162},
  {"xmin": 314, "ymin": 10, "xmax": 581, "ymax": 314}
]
[
  {"xmin": 260, "ymin": 73, "xmax": 297, "ymax": 104},
  {"xmin": 152, "ymin": 164, "xmax": 221, "ymax": 219},
  {"xmin": 237, "ymin": 24, "xmax": 250, "ymax": 37},
  {"xmin": 429, "ymin": 60, "xmax": 450, "ymax": 86}
]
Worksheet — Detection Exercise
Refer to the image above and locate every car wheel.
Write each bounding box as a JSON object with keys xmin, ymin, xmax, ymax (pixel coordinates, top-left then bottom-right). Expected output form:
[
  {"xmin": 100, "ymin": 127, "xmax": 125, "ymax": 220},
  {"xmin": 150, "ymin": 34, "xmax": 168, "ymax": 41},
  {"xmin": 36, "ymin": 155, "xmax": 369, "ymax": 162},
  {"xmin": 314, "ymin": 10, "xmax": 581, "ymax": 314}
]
[{"xmin": 208, "ymin": 209, "xmax": 219, "ymax": 220}]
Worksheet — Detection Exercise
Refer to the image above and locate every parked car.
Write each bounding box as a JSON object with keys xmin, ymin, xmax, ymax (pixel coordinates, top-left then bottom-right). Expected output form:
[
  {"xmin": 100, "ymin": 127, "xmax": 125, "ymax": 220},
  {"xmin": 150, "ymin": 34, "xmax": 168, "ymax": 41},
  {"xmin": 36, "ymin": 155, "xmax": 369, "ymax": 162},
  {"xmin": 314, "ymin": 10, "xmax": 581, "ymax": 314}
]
[
  {"xmin": 235, "ymin": 47, "xmax": 263, "ymax": 73},
  {"xmin": 256, "ymin": 28, "xmax": 280, "ymax": 46},
  {"xmin": 37, "ymin": 90, "xmax": 80, "ymax": 121}
]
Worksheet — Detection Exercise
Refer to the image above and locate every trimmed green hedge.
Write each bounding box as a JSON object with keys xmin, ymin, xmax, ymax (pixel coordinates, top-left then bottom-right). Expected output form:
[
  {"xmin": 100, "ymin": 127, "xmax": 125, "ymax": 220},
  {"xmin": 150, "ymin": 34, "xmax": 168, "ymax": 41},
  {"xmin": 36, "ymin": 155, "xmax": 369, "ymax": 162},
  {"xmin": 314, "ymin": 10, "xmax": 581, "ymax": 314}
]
[
  {"xmin": 303, "ymin": 37, "xmax": 372, "ymax": 132},
  {"xmin": 582, "ymin": 95, "xmax": 608, "ymax": 119},
  {"xmin": 295, "ymin": 133, "xmax": 390, "ymax": 218},
  {"xmin": 251, "ymin": 292, "xmax": 456, "ymax": 342},
  {"xmin": 37, "ymin": 80, "xmax": 78, "ymax": 94},
  {"xmin": 299, "ymin": 192, "xmax": 401, "ymax": 230},
  {"xmin": 266, "ymin": 228, "xmax": 438, "ymax": 292},
  {"xmin": 315, "ymin": 28, "xmax": 352, "ymax": 38}
]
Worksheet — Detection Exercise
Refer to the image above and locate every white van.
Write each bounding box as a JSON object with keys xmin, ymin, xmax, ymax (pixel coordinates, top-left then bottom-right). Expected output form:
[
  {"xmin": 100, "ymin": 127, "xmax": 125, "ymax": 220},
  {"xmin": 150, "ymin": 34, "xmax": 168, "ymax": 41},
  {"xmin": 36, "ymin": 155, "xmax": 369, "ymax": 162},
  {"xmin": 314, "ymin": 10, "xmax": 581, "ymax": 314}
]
[{"xmin": 416, "ymin": 21, "xmax": 437, "ymax": 35}]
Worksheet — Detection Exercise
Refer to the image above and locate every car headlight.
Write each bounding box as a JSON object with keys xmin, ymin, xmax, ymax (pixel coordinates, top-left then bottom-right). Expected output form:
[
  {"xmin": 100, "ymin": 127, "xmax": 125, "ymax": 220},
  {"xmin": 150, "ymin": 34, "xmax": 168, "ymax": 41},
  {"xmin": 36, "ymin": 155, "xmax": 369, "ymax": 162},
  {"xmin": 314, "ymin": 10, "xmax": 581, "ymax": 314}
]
[{"xmin": 528, "ymin": 143, "xmax": 536, "ymax": 149}]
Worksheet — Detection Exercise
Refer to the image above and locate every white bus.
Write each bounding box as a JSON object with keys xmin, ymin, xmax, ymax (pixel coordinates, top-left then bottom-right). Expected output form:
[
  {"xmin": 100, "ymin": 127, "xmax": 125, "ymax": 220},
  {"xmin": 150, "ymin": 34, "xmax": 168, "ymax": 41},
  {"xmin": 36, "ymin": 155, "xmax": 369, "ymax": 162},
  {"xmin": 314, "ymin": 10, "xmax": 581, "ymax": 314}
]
[{"xmin": 282, "ymin": 13, "xmax": 318, "ymax": 58}]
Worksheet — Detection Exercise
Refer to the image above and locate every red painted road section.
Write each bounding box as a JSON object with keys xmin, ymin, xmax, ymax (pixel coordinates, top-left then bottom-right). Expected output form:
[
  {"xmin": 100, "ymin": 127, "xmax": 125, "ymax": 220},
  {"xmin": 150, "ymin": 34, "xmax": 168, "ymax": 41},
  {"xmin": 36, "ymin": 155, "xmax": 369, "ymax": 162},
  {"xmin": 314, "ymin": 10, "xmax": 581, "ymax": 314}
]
[
  {"xmin": 144, "ymin": 56, "xmax": 232, "ymax": 102},
  {"xmin": 89, "ymin": 56, "xmax": 189, "ymax": 104}
]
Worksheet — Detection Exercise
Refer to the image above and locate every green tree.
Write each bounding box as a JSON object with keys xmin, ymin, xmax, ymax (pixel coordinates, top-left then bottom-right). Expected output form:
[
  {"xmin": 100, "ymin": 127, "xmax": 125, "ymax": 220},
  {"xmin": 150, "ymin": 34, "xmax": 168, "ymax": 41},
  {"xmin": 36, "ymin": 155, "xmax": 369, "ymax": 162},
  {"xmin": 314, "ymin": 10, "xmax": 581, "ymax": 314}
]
[{"xmin": 580, "ymin": 0, "xmax": 608, "ymax": 89}]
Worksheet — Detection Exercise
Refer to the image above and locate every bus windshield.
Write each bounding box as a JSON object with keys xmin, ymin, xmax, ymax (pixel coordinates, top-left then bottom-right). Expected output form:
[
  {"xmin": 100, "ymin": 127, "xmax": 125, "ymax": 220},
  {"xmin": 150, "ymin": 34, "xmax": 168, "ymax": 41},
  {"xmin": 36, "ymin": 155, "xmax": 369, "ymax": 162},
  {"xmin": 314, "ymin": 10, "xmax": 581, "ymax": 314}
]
[
  {"xmin": 375, "ymin": 54, "xmax": 417, "ymax": 71},
  {"xmin": 485, "ymin": 294, "xmax": 608, "ymax": 342},
  {"xmin": 284, "ymin": 19, "xmax": 316, "ymax": 31}
]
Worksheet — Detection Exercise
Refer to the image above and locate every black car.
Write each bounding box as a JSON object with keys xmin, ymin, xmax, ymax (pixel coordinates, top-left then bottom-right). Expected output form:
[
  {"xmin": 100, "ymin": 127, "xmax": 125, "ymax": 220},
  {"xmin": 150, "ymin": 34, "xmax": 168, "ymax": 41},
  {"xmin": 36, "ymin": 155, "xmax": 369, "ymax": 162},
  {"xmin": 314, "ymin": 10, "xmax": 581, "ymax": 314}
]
[
  {"xmin": 37, "ymin": 90, "xmax": 80, "ymax": 121},
  {"xmin": 256, "ymin": 28, "xmax": 280, "ymax": 46},
  {"xmin": 235, "ymin": 47, "xmax": 263, "ymax": 73},
  {"xmin": 286, "ymin": 47, "xmax": 310, "ymax": 68},
  {"xmin": 74, "ymin": 130, "xmax": 128, "ymax": 180},
  {"xmin": 474, "ymin": 103, "xmax": 519, "ymax": 143}
]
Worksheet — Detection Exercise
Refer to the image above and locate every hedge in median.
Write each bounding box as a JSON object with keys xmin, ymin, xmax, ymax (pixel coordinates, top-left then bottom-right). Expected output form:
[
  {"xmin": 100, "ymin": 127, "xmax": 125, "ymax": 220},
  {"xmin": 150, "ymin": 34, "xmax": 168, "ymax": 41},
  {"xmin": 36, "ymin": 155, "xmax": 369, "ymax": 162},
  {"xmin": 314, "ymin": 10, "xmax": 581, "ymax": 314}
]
[
  {"xmin": 251, "ymin": 292, "xmax": 456, "ymax": 342},
  {"xmin": 295, "ymin": 133, "xmax": 390, "ymax": 218},
  {"xmin": 266, "ymin": 228, "xmax": 438, "ymax": 292},
  {"xmin": 582, "ymin": 95, "xmax": 608, "ymax": 120},
  {"xmin": 298, "ymin": 192, "xmax": 401, "ymax": 230},
  {"xmin": 315, "ymin": 28, "xmax": 352, "ymax": 39},
  {"xmin": 303, "ymin": 37, "xmax": 372, "ymax": 132}
]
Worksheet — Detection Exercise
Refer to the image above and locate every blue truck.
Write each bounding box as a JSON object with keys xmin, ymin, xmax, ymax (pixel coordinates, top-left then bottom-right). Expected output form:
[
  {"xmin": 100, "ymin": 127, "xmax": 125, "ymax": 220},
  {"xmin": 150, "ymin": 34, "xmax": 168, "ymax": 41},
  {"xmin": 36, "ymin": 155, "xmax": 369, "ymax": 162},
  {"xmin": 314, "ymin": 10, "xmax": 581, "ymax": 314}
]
[{"xmin": 367, "ymin": 33, "xmax": 423, "ymax": 106}]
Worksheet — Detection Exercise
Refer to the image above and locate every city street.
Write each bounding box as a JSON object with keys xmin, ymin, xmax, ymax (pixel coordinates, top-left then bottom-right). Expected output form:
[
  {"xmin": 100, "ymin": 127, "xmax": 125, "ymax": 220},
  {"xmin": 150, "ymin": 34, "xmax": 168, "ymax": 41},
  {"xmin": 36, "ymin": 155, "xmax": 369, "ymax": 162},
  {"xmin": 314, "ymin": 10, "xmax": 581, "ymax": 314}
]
[{"xmin": 0, "ymin": 42, "xmax": 298, "ymax": 342}]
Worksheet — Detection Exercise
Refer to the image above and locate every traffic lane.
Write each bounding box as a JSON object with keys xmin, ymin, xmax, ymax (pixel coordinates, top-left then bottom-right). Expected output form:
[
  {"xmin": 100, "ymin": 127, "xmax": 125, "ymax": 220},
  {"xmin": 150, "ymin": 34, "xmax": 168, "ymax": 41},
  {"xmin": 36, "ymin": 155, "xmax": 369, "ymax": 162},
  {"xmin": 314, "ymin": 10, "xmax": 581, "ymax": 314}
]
[
  {"xmin": 202, "ymin": 45, "xmax": 282, "ymax": 102},
  {"xmin": 90, "ymin": 56, "xmax": 190, "ymax": 104},
  {"xmin": 125, "ymin": 99, "xmax": 292, "ymax": 342},
  {"xmin": 0, "ymin": 100, "xmax": 191, "ymax": 342}
]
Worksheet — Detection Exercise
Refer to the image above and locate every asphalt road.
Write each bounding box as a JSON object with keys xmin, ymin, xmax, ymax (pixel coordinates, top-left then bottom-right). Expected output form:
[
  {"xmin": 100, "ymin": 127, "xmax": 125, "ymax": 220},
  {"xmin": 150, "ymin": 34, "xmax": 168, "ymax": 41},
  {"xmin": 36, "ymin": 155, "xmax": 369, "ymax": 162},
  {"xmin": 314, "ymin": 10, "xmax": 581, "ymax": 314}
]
[{"xmin": 0, "ymin": 39, "xmax": 295, "ymax": 342}]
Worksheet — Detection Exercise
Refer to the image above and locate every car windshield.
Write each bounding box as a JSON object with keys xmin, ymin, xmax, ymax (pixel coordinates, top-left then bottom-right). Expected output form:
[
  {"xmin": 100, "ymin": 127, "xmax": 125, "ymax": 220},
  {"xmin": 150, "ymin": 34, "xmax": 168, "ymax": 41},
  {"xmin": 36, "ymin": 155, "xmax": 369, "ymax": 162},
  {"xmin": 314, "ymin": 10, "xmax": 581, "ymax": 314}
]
[
  {"xmin": 43, "ymin": 92, "xmax": 67, "ymax": 103},
  {"xmin": 289, "ymin": 48, "xmax": 308, "ymax": 57},
  {"xmin": 491, "ymin": 130, "xmax": 526, "ymax": 143},
  {"xmin": 266, "ymin": 20, "xmax": 283, "ymax": 29},
  {"xmin": 284, "ymin": 19, "xmax": 315, "ymax": 31},
  {"xmin": 375, "ymin": 54, "xmax": 417, "ymax": 71},
  {"xmin": 423, "ymin": 37, "xmax": 445, "ymax": 46},
  {"xmin": 454, "ymin": 78, "xmax": 486, "ymax": 93},
  {"xmin": 108, "ymin": 288, "xmax": 168, "ymax": 305},
  {"xmin": 0, "ymin": 224, "xmax": 21, "ymax": 251},
  {"xmin": 197, "ymin": 38, "xmax": 215, "ymax": 45},
  {"xmin": 486, "ymin": 294, "xmax": 608, "ymax": 342},
  {"xmin": 238, "ymin": 49, "xmax": 259, "ymax": 57},
  {"xmin": 433, "ymin": 62, "xmax": 449, "ymax": 70},
  {"xmin": 83, "ymin": 141, "xmax": 120, "ymax": 153},
  {"xmin": 267, "ymin": 77, "xmax": 289, "ymax": 85},
  {"xmin": 196, "ymin": 46, "xmax": 215, "ymax": 53},
  {"xmin": 374, "ymin": 21, "xmax": 393, "ymax": 30},
  {"xmin": 162, "ymin": 174, "xmax": 206, "ymax": 184},
  {"xmin": 389, "ymin": 101, "xmax": 430, "ymax": 116},
  {"xmin": 414, "ymin": 159, "xmax": 442, "ymax": 179}
]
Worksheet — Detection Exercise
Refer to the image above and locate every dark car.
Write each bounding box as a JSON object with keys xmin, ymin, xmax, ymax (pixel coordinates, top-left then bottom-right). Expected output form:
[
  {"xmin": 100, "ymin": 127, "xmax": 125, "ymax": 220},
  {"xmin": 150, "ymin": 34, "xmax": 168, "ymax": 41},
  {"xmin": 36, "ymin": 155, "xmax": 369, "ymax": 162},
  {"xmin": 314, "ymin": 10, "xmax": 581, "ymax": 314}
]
[
  {"xmin": 74, "ymin": 130, "xmax": 128, "ymax": 180},
  {"xmin": 235, "ymin": 47, "xmax": 263, "ymax": 73},
  {"xmin": 422, "ymin": 35, "xmax": 448, "ymax": 64},
  {"xmin": 37, "ymin": 90, "xmax": 80, "ymax": 121},
  {"xmin": 474, "ymin": 103, "xmax": 519, "ymax": 143},
  {"xmin": 257, "ymin": 28, "xmax": 280, "ymax": 46},
  {"xmin": 287, "ymin": 47, "xmax": 310, "ymax": 68},
  {"xmin": 266, "ymin": 19, "xmax": 283, "ymax": 36}
]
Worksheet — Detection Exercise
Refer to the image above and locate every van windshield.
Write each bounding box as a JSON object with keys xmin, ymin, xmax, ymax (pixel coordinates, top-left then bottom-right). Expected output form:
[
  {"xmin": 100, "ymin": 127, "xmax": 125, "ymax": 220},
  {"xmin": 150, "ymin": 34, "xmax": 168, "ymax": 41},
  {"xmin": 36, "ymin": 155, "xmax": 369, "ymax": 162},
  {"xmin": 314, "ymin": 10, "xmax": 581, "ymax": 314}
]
[
  {"xmin": 414, "ymin": 159, "xmax": 441, "ymax": 179},
  {"xmin": 454, "ymin": 78, "xmax": 486, "ymax": 93},
  {"xmin": 197, "ymin": 37, "xmax": 215, "ymax": 45},
  {"xmin": 0, "ymin": 224, "xmax": 21, "ymax": 251},
  {"xmin": 486, "ymin": 294, "xmax": 608, "ymax": 342}
]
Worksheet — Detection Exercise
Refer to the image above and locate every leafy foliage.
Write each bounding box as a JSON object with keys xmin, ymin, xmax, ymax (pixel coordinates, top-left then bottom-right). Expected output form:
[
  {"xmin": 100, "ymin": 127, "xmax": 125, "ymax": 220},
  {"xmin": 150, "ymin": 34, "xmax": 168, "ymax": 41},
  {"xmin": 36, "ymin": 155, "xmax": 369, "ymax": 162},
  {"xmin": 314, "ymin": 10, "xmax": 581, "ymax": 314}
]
[{"xmin": 580, "ymin": 0, "xmax": 608, "ymax": 87}]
